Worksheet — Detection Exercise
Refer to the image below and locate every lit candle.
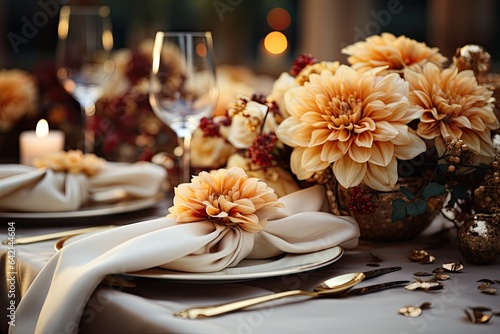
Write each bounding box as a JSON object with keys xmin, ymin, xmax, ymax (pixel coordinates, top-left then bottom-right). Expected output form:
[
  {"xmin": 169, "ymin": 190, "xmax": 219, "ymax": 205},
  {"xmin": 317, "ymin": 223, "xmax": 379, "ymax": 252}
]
[{"xmin": 20, "ymin": 119, "xmax": 65, "ymax": 166}]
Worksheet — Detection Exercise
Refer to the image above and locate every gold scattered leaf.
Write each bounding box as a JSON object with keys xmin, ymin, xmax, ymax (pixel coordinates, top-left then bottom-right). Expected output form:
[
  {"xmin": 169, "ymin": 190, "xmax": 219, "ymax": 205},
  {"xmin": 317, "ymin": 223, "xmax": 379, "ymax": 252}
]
[
  {"xmin": 407, "ymin": 249, "xmax": 430, "ymax": 262},
  {"xmin": 414, "ymin": 272, "xmax": 433, "ymax": 277},
  {"xmin": 434, "ymin": 273, "xmax": 450, "ymax": 281},
  {"xmin": 465, "ymin": 307, "xmax": 493, "ymax": 323},
  {"xmin": 432, "ymin": 267, "xmax": 445, "ymax": 273},
  {"xmin": 399, "ymin": 306, "xmax": 422, "ymax": 317},
  {"xmin": 405, "ymin": 279, "xmax": 444, "ymax": 291},
  {"xmin": 478, "ymin": 282, "xmax": 491, "ymax": 290},
  {"xmin": 419, "ymin": 302, "xmax": 432, "ymax": 310},
  {"xmin": 442, "ymin": 261, "xmax": 464, "ymax": 272},
  {"xmin": 481, "ymin": 288, "xmax": 497, "ymax": 295},
  {"xmin": 477, "ymin": 279, "xmax": 496, "ymax": 284},
  {"xmin": 419, "ymin": 255, "xmax": 436, "ymax": 264},
  {"xmin": 369, "ymin": 252, "xmax": 383, "ymax": 263}
]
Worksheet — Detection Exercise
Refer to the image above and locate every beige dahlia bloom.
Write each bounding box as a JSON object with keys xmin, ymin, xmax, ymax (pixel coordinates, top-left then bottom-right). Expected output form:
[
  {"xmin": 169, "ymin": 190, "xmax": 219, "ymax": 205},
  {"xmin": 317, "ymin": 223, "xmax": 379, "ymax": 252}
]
[
  {"xmin": 405, "ymin": 63, "xmax": 499, "ymax": 158},
  {"xmin": 342, "ymin": 33, "xmax": 447, "ymax": 75},
  {"xmin": 276, "ymin": 65, "xmax": 426, "ymax": 191},
  {"xmin": 0, "ymin": 69, "xmax": 38, "ymax": 131},
  {"xmin": 168, "ymin": 167, "xmax": 283, "ymax": 232},
  {"xmin": 34, "ymin": 150, "xmax": 106, "ymax": 176}
]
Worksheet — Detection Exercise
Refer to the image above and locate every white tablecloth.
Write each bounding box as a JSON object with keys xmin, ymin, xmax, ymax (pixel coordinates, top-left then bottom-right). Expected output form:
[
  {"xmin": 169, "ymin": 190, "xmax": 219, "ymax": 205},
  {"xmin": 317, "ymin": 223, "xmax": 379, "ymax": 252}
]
[{"xmin": 1, "ymin": 207, "xmax": 499, "ymax": 334}]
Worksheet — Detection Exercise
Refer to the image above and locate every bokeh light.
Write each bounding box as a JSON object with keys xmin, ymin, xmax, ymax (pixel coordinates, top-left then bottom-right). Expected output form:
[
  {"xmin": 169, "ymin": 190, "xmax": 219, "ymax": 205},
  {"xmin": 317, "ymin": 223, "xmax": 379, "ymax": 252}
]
[
  {"xmin": 264, "ymin": 31, "xmax": 288, "ymax": 55},
  {"xmin": 267, "ymin": 7, "xmax": 291, "ymax": 30},
  {"xmin": 196, "ymin": 42, "xmax": 207, "ymax": 57}
]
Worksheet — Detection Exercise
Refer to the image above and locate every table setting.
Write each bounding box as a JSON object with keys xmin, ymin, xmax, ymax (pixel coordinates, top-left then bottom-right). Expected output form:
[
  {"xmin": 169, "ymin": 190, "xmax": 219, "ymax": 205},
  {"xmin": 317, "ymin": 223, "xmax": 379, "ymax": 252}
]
[{"xmin": 1, "ymin": 4, "xmax": 500, "ymax": 334}]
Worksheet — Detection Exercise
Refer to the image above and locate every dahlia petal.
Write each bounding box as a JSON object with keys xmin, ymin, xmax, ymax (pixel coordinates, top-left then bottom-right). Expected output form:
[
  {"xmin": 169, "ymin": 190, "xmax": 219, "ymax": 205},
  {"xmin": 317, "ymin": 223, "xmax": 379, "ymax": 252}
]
[
  {"xmin": 368, "ymin": 141, "xmax": 394, "ymax": 166},
  {"xmin": 302, "ymin": 146, "xmax": 330, "ymax": 171},
  {"xmin": 332, "ymin": 157, "xmax": 366, "ymax": 188},
  {"xmin": 460, "ymin": 130, "xmax": 482, "ymax": 154},
  {"xmin": 290, "ymin": 148, "xmax": 322, "ymax": 180},
  {"xmin": 364, "ymin": 159, "xmax": 398, "ymax": 191},
  {"xmin": 354, "ymin": 131, "xmax": 373, "ymax": 148},
  {"xmin": 276, "ymin": 117, "xmax": 310, "ymax": 147},
  {"xmin": 394, "ymin": 131, "xmax": 426, "ymax": 160},
  {"xmin": 372, "ymin": 121, "xmax": 398, "ymax": 141},
  {"xmin": 451, "ymin": 115, "xmax": 472, "ymax": 129},
  {"xmin": 320, "ymin": 141, "xmax": 345, "ymax": 163}
]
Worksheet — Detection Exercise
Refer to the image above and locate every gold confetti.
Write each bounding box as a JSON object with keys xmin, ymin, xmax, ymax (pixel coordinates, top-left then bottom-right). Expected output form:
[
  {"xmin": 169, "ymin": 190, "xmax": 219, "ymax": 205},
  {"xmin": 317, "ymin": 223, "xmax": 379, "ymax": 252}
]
[{"xmin": 442, "ymin": 261, "xmax": 464, "ymax": 272}]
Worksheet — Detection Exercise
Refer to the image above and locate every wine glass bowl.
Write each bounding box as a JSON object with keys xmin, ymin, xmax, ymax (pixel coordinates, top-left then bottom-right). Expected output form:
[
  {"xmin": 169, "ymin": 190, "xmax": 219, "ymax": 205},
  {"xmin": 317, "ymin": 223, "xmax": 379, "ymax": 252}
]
[
  {"xmin": 149, "ymin": 32, "xmax": 218, "ymax": 184},
  {"xmin": 56, "ymin": 5, "xmax": 115, "ymax": 153}
]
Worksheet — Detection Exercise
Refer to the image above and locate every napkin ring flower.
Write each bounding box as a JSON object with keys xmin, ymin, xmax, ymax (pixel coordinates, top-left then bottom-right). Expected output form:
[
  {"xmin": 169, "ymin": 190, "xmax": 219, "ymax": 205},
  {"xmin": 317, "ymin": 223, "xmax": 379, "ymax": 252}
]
[
  {"xmin": 168, "ymin": 167, "xmax": 284, "ymax": 232},
  {"xmin": 33, "ymin": 150, "xmax": 107, "ymax": 177}
]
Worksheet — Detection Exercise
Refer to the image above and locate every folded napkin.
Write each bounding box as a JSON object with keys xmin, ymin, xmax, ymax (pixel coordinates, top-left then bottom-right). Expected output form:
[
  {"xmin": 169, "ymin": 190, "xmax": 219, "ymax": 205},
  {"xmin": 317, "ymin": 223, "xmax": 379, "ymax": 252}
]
[
  {"xmin": 0, "ymin": 161, "xmax": 166, "ymax": 212},
  {"xmin": 11, "ymin": 185, "xmax": 359, "ymax": 334}
]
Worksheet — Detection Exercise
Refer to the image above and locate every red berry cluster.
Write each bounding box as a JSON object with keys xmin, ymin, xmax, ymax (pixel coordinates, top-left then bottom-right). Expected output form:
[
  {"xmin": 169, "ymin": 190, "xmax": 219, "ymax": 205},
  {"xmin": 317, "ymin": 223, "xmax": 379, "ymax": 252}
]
[
  {"xmin": 246, "ymin": 132, "xmax": 278, "ymax": 170},
  {"xmin": 289, "ymin": 54, "xmax": 318, "ymax": 77},
  {"xmin": 348, "ymin": 186, "xmax": 379, "ymax": 215},
  {"xmin": 199, "ymin": 117, "xmax": 221, "ymax": 137}
]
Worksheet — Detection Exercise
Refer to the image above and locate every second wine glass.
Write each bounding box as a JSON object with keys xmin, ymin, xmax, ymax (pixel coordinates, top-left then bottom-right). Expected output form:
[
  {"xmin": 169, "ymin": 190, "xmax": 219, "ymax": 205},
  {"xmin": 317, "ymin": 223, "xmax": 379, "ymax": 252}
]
[
  {"xmin": 56, "ymin": 5, "xmax": 115, "ymax": 153},
  {"xmin": 149, "ymin": 31, "xmax": 218, "ymax": 184}
]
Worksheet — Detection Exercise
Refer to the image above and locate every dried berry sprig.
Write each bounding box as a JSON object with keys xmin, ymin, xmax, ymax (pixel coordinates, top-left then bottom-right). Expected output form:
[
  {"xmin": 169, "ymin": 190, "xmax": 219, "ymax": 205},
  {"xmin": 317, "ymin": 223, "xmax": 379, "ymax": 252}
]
[
  {"xmin": 289, "ymin": 53, "xmax": 318, "ymax": 77},
  {"xmin": 246, "ymin": 132, "xmax": 279, "ymax": 170},
  {"xmin": 348, "ymin": 186, "xmax": 379, "ymax": 215}
]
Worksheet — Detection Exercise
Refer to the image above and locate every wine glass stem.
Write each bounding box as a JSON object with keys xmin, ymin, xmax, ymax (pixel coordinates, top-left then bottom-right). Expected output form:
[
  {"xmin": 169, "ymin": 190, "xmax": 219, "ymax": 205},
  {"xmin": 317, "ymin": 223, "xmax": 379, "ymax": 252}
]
[
  {"xmin": 82, "ymin": 104, "xmax": 96, "ymax": 154},
  {"xmin": 178, "ymin": 133, "xmax": 192, "ymax": 184}
]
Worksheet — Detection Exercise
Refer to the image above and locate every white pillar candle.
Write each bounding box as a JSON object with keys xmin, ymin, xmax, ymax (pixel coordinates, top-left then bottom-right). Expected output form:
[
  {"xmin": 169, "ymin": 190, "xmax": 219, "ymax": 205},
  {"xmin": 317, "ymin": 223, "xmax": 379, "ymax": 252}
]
[{"xmin": 20, "ymin": 119, "xmax": 65, "ymax": 166}]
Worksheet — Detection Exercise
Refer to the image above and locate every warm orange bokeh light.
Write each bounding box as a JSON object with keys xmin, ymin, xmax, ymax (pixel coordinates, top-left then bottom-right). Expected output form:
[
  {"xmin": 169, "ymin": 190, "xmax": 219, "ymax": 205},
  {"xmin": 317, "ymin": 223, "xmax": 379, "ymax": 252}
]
[
  {"xmin": 267, "ymin": 7, "xmax": 291, "ymax": 30},
  {"xmin": 196, "ymin": 43, "xmax": 207, "ymax": 57},
  {"xmin": 264, "ymin": 31, "xmax": 288, "ymax": 55}
]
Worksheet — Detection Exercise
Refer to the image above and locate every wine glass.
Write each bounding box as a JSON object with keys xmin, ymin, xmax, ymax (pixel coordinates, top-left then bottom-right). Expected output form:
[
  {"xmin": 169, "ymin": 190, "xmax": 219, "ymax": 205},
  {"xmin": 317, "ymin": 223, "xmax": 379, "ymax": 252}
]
[
  {"xmin": 149, "ymin": 32, "xmax": 218, "ymax": 184},
  {"xmin": 56, "ymin": 5, "xmax": 115, "ymax": 153}
]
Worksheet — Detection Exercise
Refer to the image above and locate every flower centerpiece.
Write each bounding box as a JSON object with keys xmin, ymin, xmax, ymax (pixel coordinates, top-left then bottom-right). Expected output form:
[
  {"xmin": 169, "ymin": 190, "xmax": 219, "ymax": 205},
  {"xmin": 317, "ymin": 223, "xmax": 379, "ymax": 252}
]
[
  {"xmin": 0, "ymin": 68, "xmax": 39, "ymax": 161},
  {"xmin": 191, "ymin": 33, "xmax": 500, "ymax": 241}
]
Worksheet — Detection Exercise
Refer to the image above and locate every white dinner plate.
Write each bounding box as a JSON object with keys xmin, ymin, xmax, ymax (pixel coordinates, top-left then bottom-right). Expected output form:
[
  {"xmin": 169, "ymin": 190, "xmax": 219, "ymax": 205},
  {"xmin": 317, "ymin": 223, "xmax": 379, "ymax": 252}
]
[
  {"xmin": 56, "ymin": 233, "xmax": 343, "ymax": 282},
  {"xmin": 126, "ymin": 246, "xmax": 343, "ymax": 282},
  {"xmin": 0, "ymin": 194, "xmax": 164, "ymax": 219}
]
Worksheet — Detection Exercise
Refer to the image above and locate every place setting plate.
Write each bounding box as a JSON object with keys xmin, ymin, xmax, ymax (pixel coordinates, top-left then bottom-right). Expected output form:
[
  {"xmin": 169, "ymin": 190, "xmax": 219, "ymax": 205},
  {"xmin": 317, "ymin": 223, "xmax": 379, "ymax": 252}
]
[
  {"xmin": 0, "ymin": 194, "xmax": 165, "ymax": 219},
  {"xmin": 55, "ymin": 232, "xmax": 344, "ymax": 283}
]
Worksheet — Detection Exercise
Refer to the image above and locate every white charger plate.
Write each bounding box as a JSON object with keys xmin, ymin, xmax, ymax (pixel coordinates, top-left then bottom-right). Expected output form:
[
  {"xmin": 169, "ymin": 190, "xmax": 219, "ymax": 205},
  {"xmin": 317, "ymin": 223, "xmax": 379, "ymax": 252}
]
[
  {"xmin": 56, "ymin": 233, "xmax": 343, "ymax": 282},
  {"xmin": 0, "ymin": 194, "xmax": 164, "ymax": 219}
]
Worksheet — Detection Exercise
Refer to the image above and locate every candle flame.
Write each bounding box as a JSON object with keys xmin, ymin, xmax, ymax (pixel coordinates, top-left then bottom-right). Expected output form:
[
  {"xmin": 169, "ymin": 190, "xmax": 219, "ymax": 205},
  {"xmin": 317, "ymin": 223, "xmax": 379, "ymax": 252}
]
[{"xmin": 36, "ymin": 119, "xmax": 49, "ymax": 138}]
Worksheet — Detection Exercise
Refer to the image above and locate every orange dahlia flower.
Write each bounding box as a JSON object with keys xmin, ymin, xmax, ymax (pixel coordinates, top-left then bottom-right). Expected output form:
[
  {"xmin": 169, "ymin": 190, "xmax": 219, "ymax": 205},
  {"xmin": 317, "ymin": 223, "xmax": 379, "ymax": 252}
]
[
  {"xmin": 276, "ymin": 65, "xmax": 426, "ymax": 191},
  {"xmin": 342, "ymin": 33, "xmax": 447, "ymax": 75},
  {"xmin": 405, "ymin": 63, "xmax": 499, "ymax": 158},
  {"xmin": 168, "ymin": 167, "xmax": 283, "ymax": 232}
]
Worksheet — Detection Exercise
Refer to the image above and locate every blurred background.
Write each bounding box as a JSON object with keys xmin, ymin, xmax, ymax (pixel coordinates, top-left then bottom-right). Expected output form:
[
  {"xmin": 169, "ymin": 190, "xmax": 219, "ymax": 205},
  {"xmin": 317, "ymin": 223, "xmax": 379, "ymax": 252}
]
[
  {"xmin": 2, "ymin": 0, "xmax": 499, "ymax": 74},
  {"xmin": 1, "ymin": 0, "xmax": 499, "ymax": 163}
]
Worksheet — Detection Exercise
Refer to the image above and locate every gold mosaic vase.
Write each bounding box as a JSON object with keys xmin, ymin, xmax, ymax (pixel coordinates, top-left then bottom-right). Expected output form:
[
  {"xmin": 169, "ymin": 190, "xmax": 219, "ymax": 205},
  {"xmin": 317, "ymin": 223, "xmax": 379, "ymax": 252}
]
[
  {"xmin": 457, "ymin": 213, "xmax": 500, "ymax": 265},
  {"xmin": 332, "ymin": 178, "xmax": 445, "ymax": 242}
]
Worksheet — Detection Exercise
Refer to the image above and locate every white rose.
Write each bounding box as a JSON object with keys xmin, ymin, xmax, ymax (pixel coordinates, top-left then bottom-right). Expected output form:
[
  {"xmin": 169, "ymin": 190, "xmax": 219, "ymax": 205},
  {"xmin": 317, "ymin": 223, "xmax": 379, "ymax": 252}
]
[
  {"xmin": 266, "ymin": 72, "xmax": 298, "ymax": 118},
  {"xmin": 225, "ymin": 101, "xmax": 269, "ymax": 149},
  {"xmin": 226, "ymin": 154, "xmax": 300, "ymax": 198},
  {"xmin": 190, "ymin": 128, "xmax": 236, "ymax": 168}
]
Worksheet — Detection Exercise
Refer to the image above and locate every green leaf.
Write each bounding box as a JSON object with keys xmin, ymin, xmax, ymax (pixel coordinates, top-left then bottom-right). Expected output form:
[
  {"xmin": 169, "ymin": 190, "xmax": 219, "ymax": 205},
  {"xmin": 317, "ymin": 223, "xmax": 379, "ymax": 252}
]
[
  {"xmin": 400, "ymin": 186, "xmax": 416, "ymax": 200},
  {"xmin": 392, "ymin": 198, "xmax": 408, "ymax": 222},
  {"xmin": 421, "ymin": 182, "xmax": 446, "ymax": 199},
  {"xmin": 406, "ymin": 199, "xmax": 428, "ymax": 216}
]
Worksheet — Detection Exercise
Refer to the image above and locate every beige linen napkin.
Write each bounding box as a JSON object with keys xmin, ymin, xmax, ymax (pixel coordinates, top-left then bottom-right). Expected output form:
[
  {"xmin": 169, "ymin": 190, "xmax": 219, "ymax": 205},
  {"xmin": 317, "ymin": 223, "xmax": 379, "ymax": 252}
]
[
  {"xmin": 0, "ymin": 162, "xmax": 166, "ymax": 212},
  {"xmin": 11, "ymin": 185, "xmax": 359, "ymax": 334}
]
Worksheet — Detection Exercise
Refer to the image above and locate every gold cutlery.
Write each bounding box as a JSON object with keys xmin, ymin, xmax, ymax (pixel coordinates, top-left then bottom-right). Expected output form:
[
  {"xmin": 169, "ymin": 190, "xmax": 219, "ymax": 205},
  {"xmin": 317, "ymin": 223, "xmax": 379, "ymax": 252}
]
[
  {"xmin": 174, "ymin": 267, "xmax": 404, "ymax": 319},
  {"xmin": 2, "ymin": 225, "xmax": 116, "ymax": 245}
]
